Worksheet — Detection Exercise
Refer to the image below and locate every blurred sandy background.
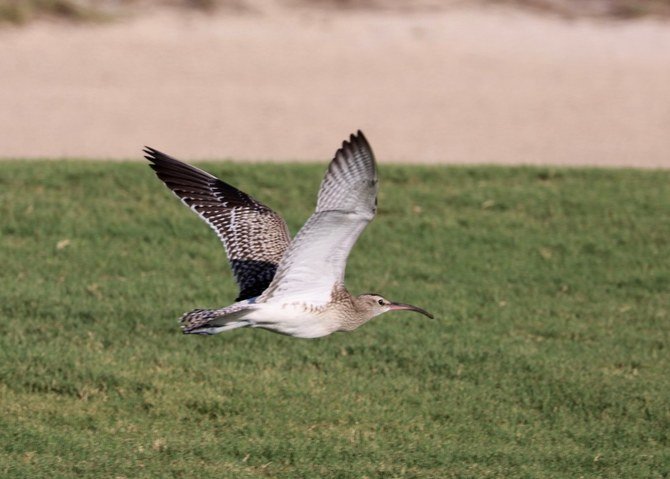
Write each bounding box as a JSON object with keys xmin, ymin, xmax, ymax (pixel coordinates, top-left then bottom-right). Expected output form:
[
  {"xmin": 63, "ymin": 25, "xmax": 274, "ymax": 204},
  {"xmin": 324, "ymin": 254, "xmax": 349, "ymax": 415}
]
[{"xmin": 1, "ymin": 0, "xmax": 669, "ymax": 166}]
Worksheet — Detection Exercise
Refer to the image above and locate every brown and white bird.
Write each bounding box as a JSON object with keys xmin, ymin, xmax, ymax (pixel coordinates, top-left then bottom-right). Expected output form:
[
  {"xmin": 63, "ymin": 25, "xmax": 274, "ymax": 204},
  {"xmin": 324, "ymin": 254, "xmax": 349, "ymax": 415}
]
[{"xmin": 144, "ymin": 131, "xmax": 433, "ymax": 338}]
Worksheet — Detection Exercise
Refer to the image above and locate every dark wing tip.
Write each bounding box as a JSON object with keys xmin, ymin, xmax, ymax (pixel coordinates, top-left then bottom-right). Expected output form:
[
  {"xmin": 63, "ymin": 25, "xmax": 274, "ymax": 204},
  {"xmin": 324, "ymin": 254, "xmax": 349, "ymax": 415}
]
[
  {"xmin": 352, "ymin": 130, "xmax": 369, "ymax": 147},
  {"xmin": 344, "ymin": 130, "xmax": 370, "ymax": 151},
  {"xmin": 142, "ymin": 146, "xmax": 157, "ymax": 157},
  {"xmin": 324, "ymin": 130, "xmax": 378, "ymax": 185},
  {"xmin": 335, "ymin": 130, "xmax": 375, "ymax": 166},
  {"xmin": 143, "ymin": 146, "xmax": 175, "ymax": 165},
  {"xmin": 143, "ymin": 146, "xmax": 168, "ymax": 168},
  {"xmin": 316, "ymin": 130, "xmax": 378, "ymax": 213},
  {"xmin": 142, "ymin": 146, "xmax": 216, "ymax": 185}
]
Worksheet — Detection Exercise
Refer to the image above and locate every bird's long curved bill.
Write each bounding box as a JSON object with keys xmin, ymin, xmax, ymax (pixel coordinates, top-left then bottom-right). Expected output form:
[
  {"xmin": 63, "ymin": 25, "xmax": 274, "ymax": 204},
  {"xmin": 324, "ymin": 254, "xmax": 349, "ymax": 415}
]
[{"xmin": 389, "ymin": 302, "xmax": 434, "ymax": 319}]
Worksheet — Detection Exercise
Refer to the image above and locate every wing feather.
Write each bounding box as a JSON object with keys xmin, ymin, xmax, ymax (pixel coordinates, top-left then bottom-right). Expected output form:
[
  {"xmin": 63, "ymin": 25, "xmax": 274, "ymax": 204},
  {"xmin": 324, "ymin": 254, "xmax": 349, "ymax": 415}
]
[
  {"xmin": 260, "ymin": 131, "xmax": 377, "ymax": 305},
  {"xmin": 144, "ymin": 147, "xmax": 291, "ymax": 300}
]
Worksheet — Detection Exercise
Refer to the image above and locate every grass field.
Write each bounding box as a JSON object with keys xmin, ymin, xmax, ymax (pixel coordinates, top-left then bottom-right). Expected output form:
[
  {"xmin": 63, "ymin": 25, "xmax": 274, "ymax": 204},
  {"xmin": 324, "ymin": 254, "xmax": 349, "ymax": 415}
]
[{"xmin": 1, "ymin": 161, "xmax": 669, "ymax": 478}]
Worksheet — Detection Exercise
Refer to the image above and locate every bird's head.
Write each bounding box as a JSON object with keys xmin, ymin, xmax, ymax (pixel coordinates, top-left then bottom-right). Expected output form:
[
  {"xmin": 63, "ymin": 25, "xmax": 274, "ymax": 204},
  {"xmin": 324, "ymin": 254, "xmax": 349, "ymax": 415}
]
[{"xmin": 356, "ymin": 293, "xmax": 434, "ymax": 320}]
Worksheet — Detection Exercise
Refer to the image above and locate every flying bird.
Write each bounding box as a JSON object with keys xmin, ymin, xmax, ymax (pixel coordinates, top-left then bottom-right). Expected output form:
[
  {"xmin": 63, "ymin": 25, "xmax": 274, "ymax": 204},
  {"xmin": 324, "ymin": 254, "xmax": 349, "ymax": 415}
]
[{"xmin": 144, "ymin": 131, "xmax": 433, "ymax": 338}]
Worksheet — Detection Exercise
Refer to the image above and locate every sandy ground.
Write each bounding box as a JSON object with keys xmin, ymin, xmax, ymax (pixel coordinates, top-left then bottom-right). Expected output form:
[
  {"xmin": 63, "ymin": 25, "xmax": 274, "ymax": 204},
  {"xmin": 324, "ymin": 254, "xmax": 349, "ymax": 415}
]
[{"xmin": 1, "ymin": 5, "xmax": 669, "ymax": 167}]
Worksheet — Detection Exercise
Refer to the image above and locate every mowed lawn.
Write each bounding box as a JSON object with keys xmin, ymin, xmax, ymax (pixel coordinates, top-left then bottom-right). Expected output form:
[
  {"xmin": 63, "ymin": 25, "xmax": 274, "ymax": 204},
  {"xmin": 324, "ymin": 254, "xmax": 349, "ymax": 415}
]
[{"xmin": 1, "ymin": 161, "xmax": 669, "ymax": 478}]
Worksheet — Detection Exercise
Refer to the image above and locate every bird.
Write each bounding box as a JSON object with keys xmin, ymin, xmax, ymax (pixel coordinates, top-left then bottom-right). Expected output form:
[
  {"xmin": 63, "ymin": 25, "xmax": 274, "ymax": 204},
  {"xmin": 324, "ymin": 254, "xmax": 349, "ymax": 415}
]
[{"xmin": 144, "ymin": 131, "xmax": 433, "ymax": 339}]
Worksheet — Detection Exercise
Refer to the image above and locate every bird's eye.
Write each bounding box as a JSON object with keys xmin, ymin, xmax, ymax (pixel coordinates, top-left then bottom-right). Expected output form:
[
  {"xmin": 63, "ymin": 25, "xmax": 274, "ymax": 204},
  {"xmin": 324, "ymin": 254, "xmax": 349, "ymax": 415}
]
[{"xmin": 378, "ymin": 299, "xmax": 384, "ymax": 305}]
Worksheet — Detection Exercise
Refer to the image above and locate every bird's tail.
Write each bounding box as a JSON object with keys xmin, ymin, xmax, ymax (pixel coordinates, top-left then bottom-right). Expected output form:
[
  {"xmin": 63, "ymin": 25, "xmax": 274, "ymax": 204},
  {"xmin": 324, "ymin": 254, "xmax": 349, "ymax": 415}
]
[
  {"xmin": 180, "ymin": 309, "xmax": 222, "ymax": 332},
  {"xmin": 179, "ymin": 303, "xmax": 253, "ymax": 335}
]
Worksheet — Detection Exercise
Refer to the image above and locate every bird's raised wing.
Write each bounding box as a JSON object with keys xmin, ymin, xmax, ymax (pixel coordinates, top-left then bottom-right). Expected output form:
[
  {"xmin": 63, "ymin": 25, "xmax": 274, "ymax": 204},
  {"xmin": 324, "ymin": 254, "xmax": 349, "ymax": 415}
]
[
  {"xmin": 144, "ymin": 147, "xmax": 291, "ymax": 301},
  {"xmin": 259, "ymin": 131, "xmax": 377, "ymax": 305}
]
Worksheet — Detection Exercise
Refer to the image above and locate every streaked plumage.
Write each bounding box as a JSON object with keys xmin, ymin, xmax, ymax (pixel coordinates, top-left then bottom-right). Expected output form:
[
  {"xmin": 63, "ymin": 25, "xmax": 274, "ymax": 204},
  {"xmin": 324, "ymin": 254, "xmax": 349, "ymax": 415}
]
[
  {"xmin": 145, "ymin": 131, "xmax": 433, "ymax": 339},
  {"xmin": 144, "ymin": 147, "xmax": 290, "ymax": 301}
]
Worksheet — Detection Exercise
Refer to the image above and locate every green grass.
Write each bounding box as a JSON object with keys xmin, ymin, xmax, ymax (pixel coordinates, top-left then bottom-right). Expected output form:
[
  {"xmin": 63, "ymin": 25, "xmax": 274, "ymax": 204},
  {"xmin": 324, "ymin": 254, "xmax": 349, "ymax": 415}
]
[{"xmin": 1, "ymin": 161, "xmax": 669, "ymax": 478}]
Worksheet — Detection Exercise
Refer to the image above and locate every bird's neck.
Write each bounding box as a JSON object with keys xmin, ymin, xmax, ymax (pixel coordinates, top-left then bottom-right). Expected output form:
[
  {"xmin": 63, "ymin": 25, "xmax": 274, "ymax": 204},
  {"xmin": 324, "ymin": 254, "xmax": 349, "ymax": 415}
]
[{"xmin": 328, "ymin": 284, "xmax": 376, "ymax": 332}]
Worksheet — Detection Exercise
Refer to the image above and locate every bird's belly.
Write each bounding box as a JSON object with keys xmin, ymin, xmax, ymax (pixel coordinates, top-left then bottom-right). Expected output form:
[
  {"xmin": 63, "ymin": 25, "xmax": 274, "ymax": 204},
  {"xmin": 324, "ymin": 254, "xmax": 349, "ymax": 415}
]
[{"xmin": 244, "ymin": 305, "xmax": 337, "ymax": 339}]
